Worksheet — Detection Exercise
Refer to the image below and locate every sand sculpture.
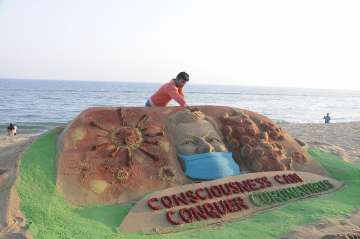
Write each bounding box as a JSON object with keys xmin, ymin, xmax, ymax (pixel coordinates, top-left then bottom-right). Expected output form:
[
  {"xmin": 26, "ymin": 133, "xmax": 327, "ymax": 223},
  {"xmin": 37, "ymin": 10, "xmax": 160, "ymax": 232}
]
[{"xmin": 57, "ymin": 106, "xmax": 326, "ymax": 205}]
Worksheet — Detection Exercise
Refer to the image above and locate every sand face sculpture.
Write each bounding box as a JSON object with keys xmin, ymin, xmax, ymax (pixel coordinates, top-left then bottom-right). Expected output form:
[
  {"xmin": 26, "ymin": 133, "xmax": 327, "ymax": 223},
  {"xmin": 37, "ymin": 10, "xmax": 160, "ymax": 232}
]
[
  {"xmin": 57, "ymin": 106, "xmax": 326, "ymax": 205},
  {"xmin": 165, "ymin": 110, "xmax": 240, "ymax": 180},
  {"xmin": 166, "ymin": 110, "xmax": 227, "ymax": 155}
]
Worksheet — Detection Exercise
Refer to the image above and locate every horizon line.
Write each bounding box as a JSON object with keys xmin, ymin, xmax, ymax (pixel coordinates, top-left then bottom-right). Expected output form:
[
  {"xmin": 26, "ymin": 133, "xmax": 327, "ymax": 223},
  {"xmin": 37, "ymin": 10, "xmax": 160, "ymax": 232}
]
[{"xmin": 0, "ymin": 77, "xmax": 359, "ymax": 92}]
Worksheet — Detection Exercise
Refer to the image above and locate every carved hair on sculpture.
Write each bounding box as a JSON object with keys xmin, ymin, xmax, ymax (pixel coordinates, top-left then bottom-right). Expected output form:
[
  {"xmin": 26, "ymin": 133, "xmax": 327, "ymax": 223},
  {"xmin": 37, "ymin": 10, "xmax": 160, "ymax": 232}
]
[{"xmin": 220, "ymin": 110, "xmax": 303, "ymax": 172}]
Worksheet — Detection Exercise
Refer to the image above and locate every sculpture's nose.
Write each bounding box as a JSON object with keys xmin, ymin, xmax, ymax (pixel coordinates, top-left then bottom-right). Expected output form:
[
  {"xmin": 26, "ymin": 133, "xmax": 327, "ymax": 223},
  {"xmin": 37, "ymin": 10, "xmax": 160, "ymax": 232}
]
[{"xmin": 196, "ymin": 137, "xmax": 215, "ymax": 154}]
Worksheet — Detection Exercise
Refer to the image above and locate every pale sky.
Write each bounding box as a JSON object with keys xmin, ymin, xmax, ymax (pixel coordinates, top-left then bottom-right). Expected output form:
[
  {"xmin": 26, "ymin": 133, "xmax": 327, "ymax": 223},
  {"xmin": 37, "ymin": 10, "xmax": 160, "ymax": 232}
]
[{"xmin": 1, "ymin": 0, "xmax": 359, "ymax": 90}]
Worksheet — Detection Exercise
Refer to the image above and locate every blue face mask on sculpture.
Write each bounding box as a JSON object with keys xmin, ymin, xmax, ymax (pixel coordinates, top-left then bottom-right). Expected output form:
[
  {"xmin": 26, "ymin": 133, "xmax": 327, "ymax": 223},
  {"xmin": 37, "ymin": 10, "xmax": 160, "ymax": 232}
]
[{"xmin": 178, "ymin": 152, "xmax": 240, "ymax": 180}]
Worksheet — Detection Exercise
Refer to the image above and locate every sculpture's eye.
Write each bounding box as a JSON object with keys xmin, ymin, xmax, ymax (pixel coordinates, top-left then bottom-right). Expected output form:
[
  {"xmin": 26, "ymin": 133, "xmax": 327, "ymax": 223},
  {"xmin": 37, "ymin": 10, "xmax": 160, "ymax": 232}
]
[
  {"xmin": 181, "ymin": 140, "xmax": 195, "ymax": 145},
  {"xmin": 208, "ymin": 137, "xmax": 221, "ymax": 143}
]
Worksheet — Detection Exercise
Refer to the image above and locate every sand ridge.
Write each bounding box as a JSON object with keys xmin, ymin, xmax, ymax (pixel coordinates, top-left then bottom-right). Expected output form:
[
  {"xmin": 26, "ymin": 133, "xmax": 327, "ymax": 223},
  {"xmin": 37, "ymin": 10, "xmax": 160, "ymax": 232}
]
[{"xmin": 0, "ymin": 134, "xmax": 37, "ymax": 239}]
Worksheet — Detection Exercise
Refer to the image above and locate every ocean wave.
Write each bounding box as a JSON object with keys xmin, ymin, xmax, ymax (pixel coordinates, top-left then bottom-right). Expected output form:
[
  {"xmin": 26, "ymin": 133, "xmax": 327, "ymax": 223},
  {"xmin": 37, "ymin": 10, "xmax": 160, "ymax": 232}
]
[
  {"xmin": 2, "ymin": 80, "xmax": 360, "ymax": 124},
  {"xmin": 0, "ymin": 88, "xmax": 153, "ymax": 94},
  {"xmin": 273, "ymin": 119, "xmax": 290, "ymax": 124}
]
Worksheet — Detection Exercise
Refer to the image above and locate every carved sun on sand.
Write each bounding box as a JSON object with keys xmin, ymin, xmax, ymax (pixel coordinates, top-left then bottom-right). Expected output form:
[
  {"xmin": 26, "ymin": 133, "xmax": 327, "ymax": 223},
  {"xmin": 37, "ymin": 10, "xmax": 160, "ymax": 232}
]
[{"xmin": 89, "ymin": 108, "xmax": 165, "ymax": 182}]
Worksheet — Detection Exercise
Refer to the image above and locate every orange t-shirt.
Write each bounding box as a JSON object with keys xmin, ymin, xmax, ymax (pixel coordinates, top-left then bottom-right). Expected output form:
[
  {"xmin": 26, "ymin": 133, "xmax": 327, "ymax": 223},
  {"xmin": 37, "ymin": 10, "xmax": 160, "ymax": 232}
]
[{"xmin": 150, "ymin": 79, "xmax": 187, "ymax": 106}]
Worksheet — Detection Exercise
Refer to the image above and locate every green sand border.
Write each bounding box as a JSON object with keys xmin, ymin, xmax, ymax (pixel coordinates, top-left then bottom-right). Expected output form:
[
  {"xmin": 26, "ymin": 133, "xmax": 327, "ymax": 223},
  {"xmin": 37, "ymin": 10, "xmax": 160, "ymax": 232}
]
[{"xmin": 17, "ymin": 131, "xmax": 360, "ymax": 239}]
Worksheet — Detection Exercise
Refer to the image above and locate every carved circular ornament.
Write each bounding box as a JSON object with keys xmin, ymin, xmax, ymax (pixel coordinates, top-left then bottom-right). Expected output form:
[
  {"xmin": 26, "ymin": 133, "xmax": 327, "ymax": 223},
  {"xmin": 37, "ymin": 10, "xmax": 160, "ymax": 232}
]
[
  {"xmin": 159, "ymin": 166, "xmax": 176, "ymax": 182},
  {"xmin": 109, "ymin": 127, "xmax": 143, "ymax": 149},
  {"xmin": 117, "ymin": 168, "xmax": 130, "ymax": 183},
  {"xmin": 89, "ymin": 109, "xmax": 165, "ymax": 183}
]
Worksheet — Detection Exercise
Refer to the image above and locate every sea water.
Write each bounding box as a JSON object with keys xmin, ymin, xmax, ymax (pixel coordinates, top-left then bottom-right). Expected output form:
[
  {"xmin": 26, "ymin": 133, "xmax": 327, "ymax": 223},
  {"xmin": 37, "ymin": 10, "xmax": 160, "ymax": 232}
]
[{"xmin": 1, "ymin": 79, "xmax": 360, "ymax": 134}]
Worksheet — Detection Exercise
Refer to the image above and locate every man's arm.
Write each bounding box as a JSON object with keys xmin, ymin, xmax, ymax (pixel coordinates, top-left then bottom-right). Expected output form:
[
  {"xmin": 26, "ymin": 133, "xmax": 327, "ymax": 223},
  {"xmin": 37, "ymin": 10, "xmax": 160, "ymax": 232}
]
[{"xmin": 167, "ymin": 86, "xmax": 187, "ymax": 106}]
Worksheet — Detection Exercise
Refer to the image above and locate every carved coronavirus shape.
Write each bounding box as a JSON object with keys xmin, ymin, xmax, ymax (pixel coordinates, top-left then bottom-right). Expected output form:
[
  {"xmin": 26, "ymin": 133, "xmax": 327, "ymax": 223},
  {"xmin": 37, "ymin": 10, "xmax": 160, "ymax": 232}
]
[
  {"xmin": 90, "ymin": 108, "xmax": 165, "ymax": 178},
  {"xmin": 109, "ymin": 127, "xmax": 143, "ymax": 148}
]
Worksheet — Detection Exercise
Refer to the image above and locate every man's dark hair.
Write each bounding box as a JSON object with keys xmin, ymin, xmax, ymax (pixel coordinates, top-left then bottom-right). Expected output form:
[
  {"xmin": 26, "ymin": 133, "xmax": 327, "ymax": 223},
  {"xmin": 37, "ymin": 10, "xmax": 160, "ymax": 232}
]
[
  {"xmin": 176, "ymin": 72, "xmax": 189, "ymax": 81},
  {"xmin": 7, "ymin": 123, "xmax": 15, "ymax": 130}
]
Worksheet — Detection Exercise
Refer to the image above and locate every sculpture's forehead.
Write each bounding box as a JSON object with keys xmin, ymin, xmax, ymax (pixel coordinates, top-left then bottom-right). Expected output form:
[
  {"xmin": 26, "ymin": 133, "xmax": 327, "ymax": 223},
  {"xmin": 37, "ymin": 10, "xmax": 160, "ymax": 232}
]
[{"xmin": 174, "ymin": 120, "xmax": 219, "ymax": 139}]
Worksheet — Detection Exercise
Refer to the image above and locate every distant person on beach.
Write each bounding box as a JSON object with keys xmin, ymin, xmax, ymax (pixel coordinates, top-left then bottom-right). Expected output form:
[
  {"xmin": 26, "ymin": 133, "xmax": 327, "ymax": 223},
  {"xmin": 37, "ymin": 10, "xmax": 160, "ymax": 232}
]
[
  {"xmin": 145, "ymin": 72, "xmax": 189, "ymax": 107},
  {"xmin": 7, "ymin": 123, "xmax": 17, "ymax": 136},
  {"xmin": 323, "ymin": 113, "xmax": 331, "ymax": 124}
]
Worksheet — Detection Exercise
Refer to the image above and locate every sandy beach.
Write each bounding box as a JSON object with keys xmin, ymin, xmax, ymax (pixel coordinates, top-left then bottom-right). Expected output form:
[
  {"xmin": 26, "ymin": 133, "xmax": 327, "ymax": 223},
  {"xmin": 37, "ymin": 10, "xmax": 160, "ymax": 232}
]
[
  {"xmin": 0, "ymin": 133, "xmax": 37, "ymax": 238},
  {"xmin": 0, "ymin": 134, "xmax": 39, "ymax": 151},
  {"xmin": 0, "ymin": 122, "xmax": 359, "ymax": 238},
  {"xmin": 280, "ymin": 122, "xmax": 360, "ymax": 165},
  {"xmin": 280, "ymin": 122, "xmax": 360, "ymax": 239}
]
